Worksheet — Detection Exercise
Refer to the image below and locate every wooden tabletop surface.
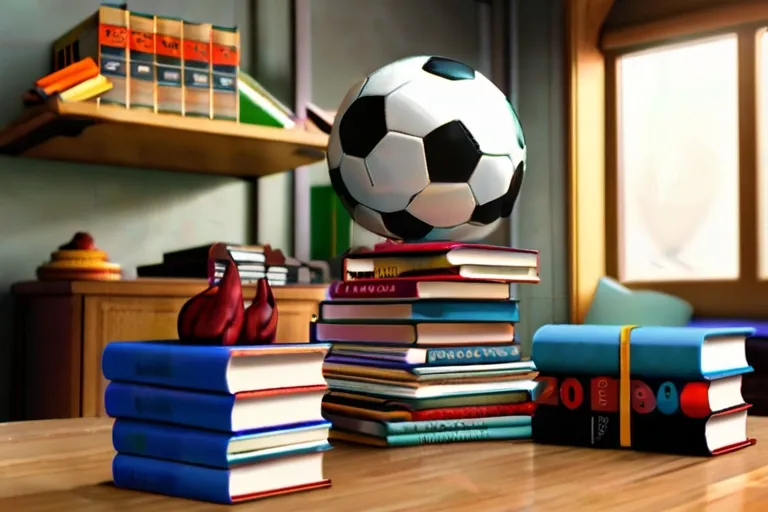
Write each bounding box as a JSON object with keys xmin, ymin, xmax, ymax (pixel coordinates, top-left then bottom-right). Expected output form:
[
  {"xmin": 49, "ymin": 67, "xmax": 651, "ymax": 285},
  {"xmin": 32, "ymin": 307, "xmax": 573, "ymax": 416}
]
[{"xmin": 2, "ymin": 417, "xmax": 767, "ymax": 511}]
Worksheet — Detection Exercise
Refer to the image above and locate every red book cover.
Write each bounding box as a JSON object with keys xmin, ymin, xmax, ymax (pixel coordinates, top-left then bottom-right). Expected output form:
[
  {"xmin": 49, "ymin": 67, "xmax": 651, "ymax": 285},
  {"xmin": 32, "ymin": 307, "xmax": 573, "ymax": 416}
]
[
  {"xmin": 343, "ymin": 241, "xmax": 540, "ymax": 283},
  {"xmin": 532, "ymin": 374, "xmax": 755, "ymax": 456}
]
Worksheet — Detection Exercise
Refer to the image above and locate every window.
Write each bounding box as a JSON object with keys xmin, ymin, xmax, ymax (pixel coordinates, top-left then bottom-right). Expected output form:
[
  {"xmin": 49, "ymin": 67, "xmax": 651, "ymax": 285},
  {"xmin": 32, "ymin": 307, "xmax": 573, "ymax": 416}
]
[
  {"xmin": 599, "ymin": 12, "xmax": 768, "ymax": 318},
  {"xmin": 616, "ymin": 35, "xmax": 740, "ymax": 282}
]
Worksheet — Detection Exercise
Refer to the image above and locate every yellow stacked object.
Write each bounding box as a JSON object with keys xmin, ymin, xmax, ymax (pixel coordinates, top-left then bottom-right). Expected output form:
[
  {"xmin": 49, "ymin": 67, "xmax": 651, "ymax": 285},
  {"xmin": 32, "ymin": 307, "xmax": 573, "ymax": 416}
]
[{"xmin": 37, "ymin": 232, "xmax": 122, "ymax": 281}]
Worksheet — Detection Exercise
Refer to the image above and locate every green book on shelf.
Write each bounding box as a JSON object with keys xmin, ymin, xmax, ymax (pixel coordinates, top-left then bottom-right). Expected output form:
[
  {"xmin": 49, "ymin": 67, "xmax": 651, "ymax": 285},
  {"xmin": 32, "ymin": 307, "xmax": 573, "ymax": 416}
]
[
  {"xmin": 310, "ymin": 185, "xmax": 351, "ymax": 260},
  {"xmin": 238, "ymin": 71, "xmax": 295, "ymax": 128}
]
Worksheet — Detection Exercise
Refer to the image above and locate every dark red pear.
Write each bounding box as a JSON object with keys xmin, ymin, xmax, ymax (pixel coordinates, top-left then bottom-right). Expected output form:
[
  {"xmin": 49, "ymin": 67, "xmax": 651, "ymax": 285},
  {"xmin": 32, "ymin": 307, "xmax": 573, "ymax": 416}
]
[
  {"xmin": 240, "ymin": 278, "xmax": 278, "ymax": 345},
  {"xmin": 177, "ymin": 261, "xmax": 245, "ymax": 345}
]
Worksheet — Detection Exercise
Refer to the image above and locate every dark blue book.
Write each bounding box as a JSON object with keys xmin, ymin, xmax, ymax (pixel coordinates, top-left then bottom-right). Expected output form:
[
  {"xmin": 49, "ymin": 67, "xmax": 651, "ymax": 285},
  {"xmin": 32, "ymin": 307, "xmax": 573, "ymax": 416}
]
[
  {"xmin": 112, "ymin": 452, "xmax": 331, "ymax": 504},
  {"xmin": 318, "ymin": 298, "xmax": 520, "ymax": 323},
  {"xmin": 105, "ymin": 382, "xmax": 327, "ymax": 432},
  {"xmin": 112, "ymin": 418, "xmax": 331, "ymax": 468},
  {"xmin": 102, "ymin": 341, "xmax": 329, "ymax": 393},
  {"xmin": 532, "ymin": 324, "xmax": 754, "ymax": 380}
]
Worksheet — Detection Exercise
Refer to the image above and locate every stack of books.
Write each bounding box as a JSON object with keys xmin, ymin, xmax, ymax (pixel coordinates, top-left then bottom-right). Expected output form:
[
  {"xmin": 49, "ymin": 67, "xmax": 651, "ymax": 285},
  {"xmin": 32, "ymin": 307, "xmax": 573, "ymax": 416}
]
[
  {"xmin": 102, "ymin": 342, "xmax": 333, "ymax": 504},
  {"xmin": 137, "ymin": 242, "xmax": 323, "ymax": 285},
  {"xmin": 531, "ymin": 324, "xmax": 757, "ymax": 456},
  {"xmin": 312, "ymin": 241, "xmax": 542, "ymax": 447}
]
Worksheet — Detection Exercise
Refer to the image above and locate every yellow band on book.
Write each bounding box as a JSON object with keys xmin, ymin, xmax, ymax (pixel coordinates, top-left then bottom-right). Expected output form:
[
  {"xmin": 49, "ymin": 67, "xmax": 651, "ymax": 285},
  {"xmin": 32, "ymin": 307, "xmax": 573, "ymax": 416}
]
[{"xmin": 619, "ymin": 324, "xmax": 637, "ymax": 448}]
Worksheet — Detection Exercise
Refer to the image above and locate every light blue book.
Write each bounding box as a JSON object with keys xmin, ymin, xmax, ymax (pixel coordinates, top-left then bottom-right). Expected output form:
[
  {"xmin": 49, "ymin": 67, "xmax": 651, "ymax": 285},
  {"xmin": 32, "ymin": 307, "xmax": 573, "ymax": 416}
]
[
  {"xmin": 532, "ymin": 324, "xmax": 754, "ymax": 380},
  {"xmin": 323, "ymin": 412, "xmax": 530, "ymax": 437},
  {"xmin": 319, "ymin": 298, "xmax": 520, "ymax": 323},
  {"xmin": 331, "ymin": 425, "xmax": 531, "ymax": 447}
]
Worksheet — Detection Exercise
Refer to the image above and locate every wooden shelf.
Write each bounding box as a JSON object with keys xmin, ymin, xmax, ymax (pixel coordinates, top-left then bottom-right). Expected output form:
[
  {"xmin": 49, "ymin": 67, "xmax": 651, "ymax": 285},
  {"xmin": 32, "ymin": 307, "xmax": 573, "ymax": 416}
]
[{"xmin": 0, "ymin": 100, "xmax": 329, "ymax": 178}]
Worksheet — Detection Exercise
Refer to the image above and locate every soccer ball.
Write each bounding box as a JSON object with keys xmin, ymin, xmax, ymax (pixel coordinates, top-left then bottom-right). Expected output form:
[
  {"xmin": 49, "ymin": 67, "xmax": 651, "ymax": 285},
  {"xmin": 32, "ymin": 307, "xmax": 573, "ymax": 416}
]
[{"xmin": 327, "ymin": 55, "xmax": 527, "ymax": 242}]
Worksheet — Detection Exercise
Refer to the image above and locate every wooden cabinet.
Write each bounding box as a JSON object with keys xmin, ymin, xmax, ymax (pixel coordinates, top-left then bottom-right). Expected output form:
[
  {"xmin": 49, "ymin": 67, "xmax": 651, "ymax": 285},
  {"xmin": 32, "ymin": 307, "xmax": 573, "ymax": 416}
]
[{"xmin": 11, "ymin": 279, "xmax": 327, "ymax": 421}]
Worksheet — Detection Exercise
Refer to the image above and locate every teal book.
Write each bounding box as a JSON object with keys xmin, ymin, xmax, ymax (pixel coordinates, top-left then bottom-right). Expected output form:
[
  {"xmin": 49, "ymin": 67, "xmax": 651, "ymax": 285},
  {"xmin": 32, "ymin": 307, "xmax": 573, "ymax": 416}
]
[
  {"xmin": 532, "ymin": 324, "xmax": 754, "ymax": 380},
  {"xmin": 330, "ymin": 425, "xmax": 531, "ymax": 447},
  {"xmin": 322, "ymin": 412, "xmax": 530, "ymax": 437},
  {"xmin": 319, "ymin": 298, "xmax": 520, "ymax": 323}
]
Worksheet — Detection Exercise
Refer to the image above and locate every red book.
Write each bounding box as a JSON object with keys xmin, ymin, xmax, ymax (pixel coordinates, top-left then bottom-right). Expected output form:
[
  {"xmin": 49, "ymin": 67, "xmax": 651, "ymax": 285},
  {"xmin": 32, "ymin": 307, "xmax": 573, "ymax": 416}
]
[
  {"xmin": 343, "ymin": 241, "xmax": 539, "ymax": 283},
  {"xmin": 330, "ymin": 278, "xmax": 513, "ymax": 300}
]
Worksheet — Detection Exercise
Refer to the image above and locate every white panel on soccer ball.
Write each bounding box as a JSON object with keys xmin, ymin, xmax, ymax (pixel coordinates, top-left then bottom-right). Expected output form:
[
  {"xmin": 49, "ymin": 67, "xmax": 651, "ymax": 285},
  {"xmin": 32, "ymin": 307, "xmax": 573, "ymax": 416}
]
[
  {"xmin": 385, "ymin": 78, "xmax": 465, "ymax": 138},
  {"xmin": 469, "ymin": 155, "xmax": 515, "ymax": 205},
  {"xmin": 428, "ymin": 219, "xmax": 501, "ymax": 242},
  {"xmin": 406, "ymin": 183, "xmax": 475, "ymax": 228},
  {"xmin": 364, "ymin": 132, "xmax": 429, "ymax": 212},
  {"xmin": 359, "ymin": 56, "xmax": 431, "ymax": 98},
  {"xmin": 454, "ymin": 73, "xmax": 521, "ymax": 156},
  {"xmin": 328, "ymin": 78, "xmax": 367, "ymax": 169},
  {"xmin": 353, "ymin": 204, "xmax": 397, "ymax": 239}
]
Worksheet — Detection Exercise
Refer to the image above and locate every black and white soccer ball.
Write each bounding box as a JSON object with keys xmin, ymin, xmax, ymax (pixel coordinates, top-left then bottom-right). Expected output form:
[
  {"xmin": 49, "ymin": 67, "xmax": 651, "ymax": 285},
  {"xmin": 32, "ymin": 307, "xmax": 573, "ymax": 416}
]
[{"xmin": 327, "ymin": 55, "xmax": 527, "ymax": 242}]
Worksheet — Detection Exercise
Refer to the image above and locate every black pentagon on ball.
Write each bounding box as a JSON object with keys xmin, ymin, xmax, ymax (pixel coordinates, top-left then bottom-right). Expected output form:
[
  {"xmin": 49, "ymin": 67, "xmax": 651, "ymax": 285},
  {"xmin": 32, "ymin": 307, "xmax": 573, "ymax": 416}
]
[
  {"xmin": 501, "ymin": 161, "xmax": 525, "ymax": 217},
  {"xmin": 470, "ymin": 160, "xmax": 525, "ymax": 224},
  {"xmin": 329, "ymin": 166, "xmax": 359, "ymax": 211},
  {"xmin": 422, "ymin": 56, "xmax": 475, "ymax": 81},
  {"xmin": 423, "ymin": 120, "xmax": 482, "ymax": 183},
  {"xmin": 470, "ymin": 196, "xmax": 502, "ymax": 225},
  {"xmin": 381, "ymin": 210, "xmax": 433, "ymax": 241},
  {"xmin": 339, "ymin": 96, "xmax": 388, "ymax": 158}
]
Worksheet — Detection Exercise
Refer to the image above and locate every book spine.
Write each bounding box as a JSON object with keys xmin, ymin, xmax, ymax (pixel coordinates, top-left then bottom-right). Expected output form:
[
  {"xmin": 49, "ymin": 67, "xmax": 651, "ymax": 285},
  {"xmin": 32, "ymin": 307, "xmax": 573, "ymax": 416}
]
[
  {"xmin": 113, "ymin": 453, "xmax": 231, "ymax": 504},
  {"xmin": 101, "ymin": 343, "xmax": 231, "ymax": 393},
  {"xmin": 97, "ymin": 4, "xmax": 131, "ymax": 107},
  {"xmin": 128, "ymin": 12, "xmax": 155, "ymax": 110},
  {"xmin": 104, "ymin": 382, "xmax": 235, "ymax": 432},
  {"xmin": 384, "ymin": 415, "xmax": 531, "ymax": 435},
  {"xmin": 410, "ymin": 402, "xmax": 536, "ymax": 421},
  {"xmin": 425, "ymin": 344, "xmax": 521, "ymax": 365},
  {"xmin": 155, "ymin": 17, "xmax": 183, "ymax": 114},
  {"xmin": 211, "ymin": 26, "xmax": 240, "ymax": 121},
  {"xmin": 112, "ymin": 419, "xmax": 231, "ymax": 468},
  {"xmin": 387, "ymin": 426, "xmax": 531, "ymax": 447},
  {"xmin": 330, "ymin": 280, "xmax": 421, "ymax": 300},
  {"xmin": 534, "ymin": 374, "xmax": 719, "ymax": 418},
  {"xmin": 182, "ymin": 22, "xmax": 213, "ymax": 117}
]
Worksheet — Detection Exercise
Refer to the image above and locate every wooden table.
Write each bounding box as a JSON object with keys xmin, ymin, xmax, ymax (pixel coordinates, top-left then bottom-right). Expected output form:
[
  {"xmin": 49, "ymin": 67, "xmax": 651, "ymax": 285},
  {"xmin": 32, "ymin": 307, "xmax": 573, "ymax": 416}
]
[{"xmin": 1, "ymin": 418, "xmax": 767, "ymax": 511}]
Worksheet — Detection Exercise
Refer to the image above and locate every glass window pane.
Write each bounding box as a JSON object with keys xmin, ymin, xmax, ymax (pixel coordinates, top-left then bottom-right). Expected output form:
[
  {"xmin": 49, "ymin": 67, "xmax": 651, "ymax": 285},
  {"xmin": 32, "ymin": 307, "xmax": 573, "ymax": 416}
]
[
  {"xmin": 617, "ymin": 35, "xmax": 740, "ymax": 282},
  {"xmin": 758, "ymin": 30, "xmax": 768, "ymax": 278}
]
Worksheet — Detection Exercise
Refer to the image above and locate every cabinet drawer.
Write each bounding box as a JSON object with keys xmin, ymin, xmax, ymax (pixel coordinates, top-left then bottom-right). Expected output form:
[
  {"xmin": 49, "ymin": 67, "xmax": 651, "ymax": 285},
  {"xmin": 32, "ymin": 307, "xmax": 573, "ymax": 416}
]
[{"xmin": 80, "ymin": 294, "xmax": 321, "ymax": 417}]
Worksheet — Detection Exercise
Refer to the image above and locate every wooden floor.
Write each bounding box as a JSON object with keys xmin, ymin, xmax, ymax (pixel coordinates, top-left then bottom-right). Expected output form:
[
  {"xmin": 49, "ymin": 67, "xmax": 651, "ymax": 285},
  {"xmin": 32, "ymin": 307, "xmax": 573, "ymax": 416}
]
[{"xmin": 0, "ymin": 417, "xmax": 766, "ymax": 511}]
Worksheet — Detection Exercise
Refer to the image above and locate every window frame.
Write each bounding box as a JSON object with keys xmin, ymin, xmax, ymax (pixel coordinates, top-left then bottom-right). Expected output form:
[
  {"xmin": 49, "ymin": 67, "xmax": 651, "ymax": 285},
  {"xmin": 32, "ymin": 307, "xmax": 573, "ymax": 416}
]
[{"xmin": 568, "ymin": 0, "xmax": 768, "ymax": 322}]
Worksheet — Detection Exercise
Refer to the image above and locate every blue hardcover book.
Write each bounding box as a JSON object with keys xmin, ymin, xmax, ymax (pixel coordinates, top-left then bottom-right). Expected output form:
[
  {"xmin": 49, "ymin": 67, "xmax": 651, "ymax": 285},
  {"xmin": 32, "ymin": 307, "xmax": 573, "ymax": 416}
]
[
  {"xmin": 319, "ymin": 299, "xmax": 520, "ymax": 323},
  {"xmin": 113, "ymin": 452, "xmax": 331, "ymax": 504},
  {"xmin": 330, "ymin": 425, "xmax": 531, "ymax": 447},
  {"xmin": 532, "ymin": 324, "xmax": 755, "ymax": 380},
  {"xmin": 322, "ymin": 411, "xmax": 531, "ymax": 437},
  {"xmin": 329, "ymin": 343, "xmax": 522, "ymax": 365},
  {"xmin": 105, "ymin": 382, "xmax": 327, "ymax": 432},
  {"xmin": 113, "ymin": 418, "xmax": 332, "ymax": 468},
  {"xmin": 102, "ymin": 341, "xmax": 330, "ymax": 393}
]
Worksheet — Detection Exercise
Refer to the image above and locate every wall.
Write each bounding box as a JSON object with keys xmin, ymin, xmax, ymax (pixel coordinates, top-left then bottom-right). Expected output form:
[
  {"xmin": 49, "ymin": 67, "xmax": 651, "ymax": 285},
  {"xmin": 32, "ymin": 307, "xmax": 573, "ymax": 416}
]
[
  {"xmin": 513, "ymin": 0, "xmax": 569, "ymax": 352},
  {"xmin": 0, "ymin": 0, "xmax": 256, "ymax": 421}
]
